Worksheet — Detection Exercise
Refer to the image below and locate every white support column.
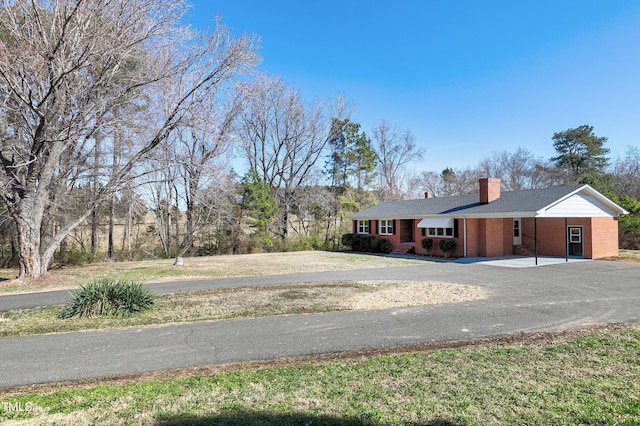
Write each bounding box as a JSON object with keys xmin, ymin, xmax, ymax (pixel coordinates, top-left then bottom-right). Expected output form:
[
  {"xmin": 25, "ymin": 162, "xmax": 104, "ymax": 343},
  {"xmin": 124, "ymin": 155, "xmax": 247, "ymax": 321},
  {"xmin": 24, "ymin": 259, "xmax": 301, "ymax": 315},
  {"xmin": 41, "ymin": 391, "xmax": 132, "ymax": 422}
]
[{"xmin": 463, "ymin": 218, "xmax": 467, "ymax": 257}]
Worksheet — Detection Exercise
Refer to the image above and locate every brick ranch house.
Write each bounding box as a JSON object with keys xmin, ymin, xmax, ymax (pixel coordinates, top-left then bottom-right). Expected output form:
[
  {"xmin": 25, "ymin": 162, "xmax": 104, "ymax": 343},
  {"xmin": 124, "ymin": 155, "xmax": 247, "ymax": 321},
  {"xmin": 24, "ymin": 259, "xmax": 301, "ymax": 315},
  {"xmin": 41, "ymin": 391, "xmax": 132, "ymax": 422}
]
[{"xmin": 350, "ymin": 178, "xmax": 628, "ymax": 259}]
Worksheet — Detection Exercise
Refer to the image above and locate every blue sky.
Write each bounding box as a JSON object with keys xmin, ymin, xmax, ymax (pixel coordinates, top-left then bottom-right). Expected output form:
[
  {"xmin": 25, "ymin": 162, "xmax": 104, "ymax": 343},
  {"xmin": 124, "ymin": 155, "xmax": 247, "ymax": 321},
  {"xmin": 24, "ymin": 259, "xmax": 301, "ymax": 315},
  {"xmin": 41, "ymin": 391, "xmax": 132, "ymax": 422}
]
[{"xmin": 186, "ymin": 1, "xmax": 640, "ymax": 172}]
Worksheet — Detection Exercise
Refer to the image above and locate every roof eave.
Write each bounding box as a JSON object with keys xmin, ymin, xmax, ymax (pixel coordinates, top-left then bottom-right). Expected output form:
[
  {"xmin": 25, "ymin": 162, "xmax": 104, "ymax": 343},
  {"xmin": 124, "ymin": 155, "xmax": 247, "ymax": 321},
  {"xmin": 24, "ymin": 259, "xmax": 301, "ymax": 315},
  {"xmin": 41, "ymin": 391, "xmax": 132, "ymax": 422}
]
[
  {"xmin": 538, "ymin": 184, "xmax": 629, "ymax": 216},
  {"xmin": 349, "ymin": 212, "xmax": 539, "ymax": 220}
]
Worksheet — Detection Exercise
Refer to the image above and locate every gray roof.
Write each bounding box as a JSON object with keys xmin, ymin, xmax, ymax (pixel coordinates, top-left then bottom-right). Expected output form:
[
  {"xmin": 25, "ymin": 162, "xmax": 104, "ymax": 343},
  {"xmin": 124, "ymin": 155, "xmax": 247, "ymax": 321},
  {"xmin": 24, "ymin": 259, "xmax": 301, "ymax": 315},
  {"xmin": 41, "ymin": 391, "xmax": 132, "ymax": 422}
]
[{"xmin": 350, "ymin": 184, "xmax": 627, "ymax": 220}]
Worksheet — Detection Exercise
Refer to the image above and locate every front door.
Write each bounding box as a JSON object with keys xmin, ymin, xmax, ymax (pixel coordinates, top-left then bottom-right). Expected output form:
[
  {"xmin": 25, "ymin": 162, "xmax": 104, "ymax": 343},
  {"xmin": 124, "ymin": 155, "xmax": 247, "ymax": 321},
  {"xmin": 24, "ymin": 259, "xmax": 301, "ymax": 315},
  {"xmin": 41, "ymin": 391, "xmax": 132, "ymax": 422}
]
[
  {"xmin": 400, "ymin": 220, "xmax": 414, "ymax": 243},
  {"xmin": 513, "ymin": 218, "xmax": 522, "ymax": 246},
  {"xmin": 567, "ymin": 226, "xmax": 584, "ymax": 257}
]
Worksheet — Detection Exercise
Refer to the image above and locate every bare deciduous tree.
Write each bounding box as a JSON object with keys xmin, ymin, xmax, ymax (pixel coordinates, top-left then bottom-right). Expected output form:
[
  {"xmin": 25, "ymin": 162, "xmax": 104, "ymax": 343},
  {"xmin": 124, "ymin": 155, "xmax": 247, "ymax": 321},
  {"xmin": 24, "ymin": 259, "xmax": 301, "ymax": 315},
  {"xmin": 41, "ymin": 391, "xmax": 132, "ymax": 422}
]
[
  {"xmin": 478, "ymin": 147, "xmax": 561, "ymax": 190},
  {"xmin": 174, "ymin": 93, "xmax": 239, "ymax": 255},
  {"xmin": 237, "ymin": 75, "xmax": 332, "ymax": 242},
  {"xmin": 612, "ymin": 146, "xmax": 640, "ymax": 199},
  {"xmin": 371, "ymin": 120, "xmax": 424, "ymax": 201},
  {"xmin": 0, "ymin": 0, "xmax": 259, "ymax": 278}
]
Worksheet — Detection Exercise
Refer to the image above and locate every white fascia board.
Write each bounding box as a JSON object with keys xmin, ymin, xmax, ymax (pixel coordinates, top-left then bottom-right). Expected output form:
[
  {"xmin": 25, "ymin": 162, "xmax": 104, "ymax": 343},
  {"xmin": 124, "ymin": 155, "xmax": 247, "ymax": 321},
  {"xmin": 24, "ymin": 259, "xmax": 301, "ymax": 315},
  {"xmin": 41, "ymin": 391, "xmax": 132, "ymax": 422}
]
[
  {"xmin": 536, "ymin": 185, "xmax": 629, "ymax": 217},
  {"xmin": 348, "ymin": 215, "xmax": 421, "ymax": 220},
  {"xmin": 581, "ymin": 186, "xmax": 629, "ymax": 215},
  {"xmin": 453, "ymin": 212, "xmax": 537, "ymax": 219}
]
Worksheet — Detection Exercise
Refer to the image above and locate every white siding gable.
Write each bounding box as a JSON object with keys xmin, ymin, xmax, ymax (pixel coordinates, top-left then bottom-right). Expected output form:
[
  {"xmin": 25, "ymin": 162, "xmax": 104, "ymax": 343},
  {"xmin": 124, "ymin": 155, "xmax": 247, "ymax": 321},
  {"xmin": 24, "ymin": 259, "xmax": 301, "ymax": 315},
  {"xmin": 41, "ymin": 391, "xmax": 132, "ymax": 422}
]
[{"xmin": 538, "ymin": 193, "xmax": 617, "ymax": 218}]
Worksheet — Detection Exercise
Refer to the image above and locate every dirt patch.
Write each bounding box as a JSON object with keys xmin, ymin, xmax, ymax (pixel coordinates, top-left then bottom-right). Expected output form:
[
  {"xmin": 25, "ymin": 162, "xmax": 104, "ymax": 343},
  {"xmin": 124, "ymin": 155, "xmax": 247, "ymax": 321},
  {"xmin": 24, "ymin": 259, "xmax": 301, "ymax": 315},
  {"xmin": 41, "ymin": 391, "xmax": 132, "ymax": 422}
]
[{"xmin": 342, "ymin": 280, "xmax": 487, "ymax": 310}]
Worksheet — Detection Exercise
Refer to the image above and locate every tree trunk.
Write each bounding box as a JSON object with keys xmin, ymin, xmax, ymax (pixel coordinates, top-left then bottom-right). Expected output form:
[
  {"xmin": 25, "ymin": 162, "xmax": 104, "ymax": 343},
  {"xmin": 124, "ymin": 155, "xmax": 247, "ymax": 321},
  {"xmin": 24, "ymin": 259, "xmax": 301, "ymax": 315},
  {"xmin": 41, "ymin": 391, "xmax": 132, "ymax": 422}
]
[
  {"xmin": 16, "ymin": 218, "xmax": 43, "ymax": 278},
  {"xmin": 13, "ymin": 191, "xmax": 47, "ymax": 278},
  {"xmin": 91, "ymin": 139, "xmax": 101, "ymax": 257},
  {"xmin": 185, "ymin": 201, "xmax": 194, "ymax": 256},
  {"xmin": 282, "ymin": 200, "xmax": 290, "ymax": 244},
  {"xmin": 108, "ymin": 194, "xmax": 115, "ymax": 259},
  {"xmin": 127, "ymin": 203, "xmax": 133, "ymax": 254}
]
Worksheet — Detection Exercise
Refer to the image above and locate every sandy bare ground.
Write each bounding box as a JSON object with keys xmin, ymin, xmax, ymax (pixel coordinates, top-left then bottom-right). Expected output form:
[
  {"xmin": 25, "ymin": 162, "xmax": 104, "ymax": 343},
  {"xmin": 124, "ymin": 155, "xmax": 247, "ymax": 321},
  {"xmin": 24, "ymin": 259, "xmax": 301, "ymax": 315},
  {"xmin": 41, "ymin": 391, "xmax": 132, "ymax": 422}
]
[
  {"xmin": 341, "ymin": 280, "xmax": 487, "ymax": 310},
  {"xmin": 164, "ymin": 280, "xmax": 490, "ymax": 317}
]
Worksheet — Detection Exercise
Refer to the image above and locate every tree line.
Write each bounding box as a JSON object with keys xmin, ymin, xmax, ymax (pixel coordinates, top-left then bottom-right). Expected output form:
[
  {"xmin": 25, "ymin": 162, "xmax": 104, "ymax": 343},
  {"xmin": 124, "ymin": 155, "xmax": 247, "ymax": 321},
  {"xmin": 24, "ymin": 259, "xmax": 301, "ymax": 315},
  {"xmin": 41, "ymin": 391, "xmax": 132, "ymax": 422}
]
[{"xmin": 1, "ymin": 1, "xmax": 638, "ymax": 279}]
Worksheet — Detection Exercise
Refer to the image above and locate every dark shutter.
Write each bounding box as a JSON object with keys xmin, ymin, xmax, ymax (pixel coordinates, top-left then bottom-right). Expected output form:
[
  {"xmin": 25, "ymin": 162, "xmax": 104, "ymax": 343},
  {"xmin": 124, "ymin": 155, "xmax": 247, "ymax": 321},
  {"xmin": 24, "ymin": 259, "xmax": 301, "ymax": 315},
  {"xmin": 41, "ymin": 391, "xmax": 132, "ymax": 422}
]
[
  {"xmin": 421, "ymin": 228, "xmax": 426, "ymax": 237},
  {"xmin": 453, "ymin": 219, "xmax": 459, "ymax": 238},
  {"xmin": 368, "ymin": 220, "xmax": 372, "ymax": 234},
  {"xmin": 353, "ymin": 220, "xmax": 357, "ymax": 233},
  {"xmin": 392, "ymin": 220, "xmax": 396, "ymax": 235}
]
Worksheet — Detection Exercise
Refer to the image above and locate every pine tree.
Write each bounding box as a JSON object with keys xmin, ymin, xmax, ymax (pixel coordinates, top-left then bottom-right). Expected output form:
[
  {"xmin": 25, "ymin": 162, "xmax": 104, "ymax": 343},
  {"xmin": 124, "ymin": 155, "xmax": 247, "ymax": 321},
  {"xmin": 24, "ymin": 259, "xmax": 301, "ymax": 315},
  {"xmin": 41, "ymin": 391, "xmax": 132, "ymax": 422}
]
[{"xmin": 550, "ymin": 125, "xmax": 610, "ymax": 182}]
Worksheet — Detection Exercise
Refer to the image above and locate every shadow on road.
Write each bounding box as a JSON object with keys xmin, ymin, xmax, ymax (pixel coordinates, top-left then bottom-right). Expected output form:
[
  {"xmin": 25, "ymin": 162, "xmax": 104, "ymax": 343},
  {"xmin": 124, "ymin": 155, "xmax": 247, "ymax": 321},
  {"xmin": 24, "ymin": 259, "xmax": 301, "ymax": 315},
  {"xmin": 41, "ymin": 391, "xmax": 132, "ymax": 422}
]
[{"xmin": 155, "ymin": 410, "xmax": 465, "ymax": 425}]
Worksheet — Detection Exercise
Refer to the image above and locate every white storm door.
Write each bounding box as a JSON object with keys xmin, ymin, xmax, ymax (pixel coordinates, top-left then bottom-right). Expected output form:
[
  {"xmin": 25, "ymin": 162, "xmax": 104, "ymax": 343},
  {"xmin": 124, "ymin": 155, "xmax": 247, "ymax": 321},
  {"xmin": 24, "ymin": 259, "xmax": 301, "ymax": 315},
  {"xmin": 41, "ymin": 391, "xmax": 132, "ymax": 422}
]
[{"xmin": 513, "ymin": 218, "xmax": 522, "ymax": 246}]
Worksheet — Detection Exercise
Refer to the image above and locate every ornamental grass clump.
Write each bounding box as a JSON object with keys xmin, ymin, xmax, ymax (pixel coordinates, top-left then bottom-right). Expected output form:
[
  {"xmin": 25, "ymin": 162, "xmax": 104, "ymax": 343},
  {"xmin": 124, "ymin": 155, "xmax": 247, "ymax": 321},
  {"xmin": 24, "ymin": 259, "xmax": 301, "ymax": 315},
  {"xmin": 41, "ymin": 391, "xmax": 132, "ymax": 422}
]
[{"xmin": 58, "ymin": 278, "xmax": 156, "ymax": 319}]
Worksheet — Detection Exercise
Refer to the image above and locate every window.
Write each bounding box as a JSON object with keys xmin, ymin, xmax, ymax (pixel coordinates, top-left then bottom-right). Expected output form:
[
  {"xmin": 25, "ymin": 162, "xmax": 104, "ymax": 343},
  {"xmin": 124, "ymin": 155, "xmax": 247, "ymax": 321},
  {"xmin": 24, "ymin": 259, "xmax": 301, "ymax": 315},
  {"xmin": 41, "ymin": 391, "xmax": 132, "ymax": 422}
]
[
  {"xmin": 427, "ymin": 227, "xmax": 453, "ymax": 237},
  {"xmin": 569, "ymin": 227, "xmax": 582, "ymax": 243},
  {"xmin": 379, "ymin": 219, "xmax": 393, "ymax": 235},
  {"xmin": 357, "ymin": 220, "xmax": 369, "ymax": 234}
]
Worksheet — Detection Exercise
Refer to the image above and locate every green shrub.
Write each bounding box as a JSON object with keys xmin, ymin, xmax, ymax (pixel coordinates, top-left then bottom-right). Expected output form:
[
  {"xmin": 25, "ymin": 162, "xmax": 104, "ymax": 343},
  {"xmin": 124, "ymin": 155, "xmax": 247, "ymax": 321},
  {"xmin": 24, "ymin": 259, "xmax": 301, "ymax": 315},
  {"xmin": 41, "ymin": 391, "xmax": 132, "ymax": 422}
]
[
  {"xmin": 341, "ymin": 233, "xmax": 356, "ymax": 248},
  {"xmin": 421, "ymin": 238, "xmax": 434, "ymax": 253},
  {"xmin": 377, "ymin": 238, "xmax": 392, "ymax": 254},
  {"xmin": 341, "ymin": 233, "xmax": 391, "ymax": 254},
  {"xmin": 438, "ymin": 239, "xmax": 457, "ymax": 257},
  {"xmin": 285, "ymin": 235, "xmax": 326, "ymax": 251},
  {"xmin": 58, "ymin": 278, "xmax": 156, "ymax": 319},
  {"xmin": 371, "ymin": 236, "xmax": 382, "ymax": 252},
  {"xmin": 360, "ymin": 235, "xmax": 373, "ymax": 251}
]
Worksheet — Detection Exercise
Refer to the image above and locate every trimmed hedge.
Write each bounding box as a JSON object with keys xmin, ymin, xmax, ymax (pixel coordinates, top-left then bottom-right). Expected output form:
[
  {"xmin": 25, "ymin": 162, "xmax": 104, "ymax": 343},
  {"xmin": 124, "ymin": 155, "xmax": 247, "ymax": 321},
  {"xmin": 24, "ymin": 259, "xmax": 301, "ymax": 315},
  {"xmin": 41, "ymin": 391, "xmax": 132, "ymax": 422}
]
[
  {"xmin": 341, "ymin": 233, "xmax": 392, "ymax": 254},
  {"xmin": 421, "ymin": 238, "xmax": 434, "ymax": 252},
  {"xmin": 438, "ymin": 239, "xmax": 457, "ymax": 257}
]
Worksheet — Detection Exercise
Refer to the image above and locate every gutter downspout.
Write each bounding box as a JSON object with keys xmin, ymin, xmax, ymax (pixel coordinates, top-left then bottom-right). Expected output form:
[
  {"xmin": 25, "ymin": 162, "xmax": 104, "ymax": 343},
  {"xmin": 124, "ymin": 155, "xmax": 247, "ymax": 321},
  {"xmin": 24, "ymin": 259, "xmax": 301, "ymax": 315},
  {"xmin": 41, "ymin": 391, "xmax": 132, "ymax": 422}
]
[{"xmin": 565, "ymin": 217, "xmax": 568, "ymax": 262}]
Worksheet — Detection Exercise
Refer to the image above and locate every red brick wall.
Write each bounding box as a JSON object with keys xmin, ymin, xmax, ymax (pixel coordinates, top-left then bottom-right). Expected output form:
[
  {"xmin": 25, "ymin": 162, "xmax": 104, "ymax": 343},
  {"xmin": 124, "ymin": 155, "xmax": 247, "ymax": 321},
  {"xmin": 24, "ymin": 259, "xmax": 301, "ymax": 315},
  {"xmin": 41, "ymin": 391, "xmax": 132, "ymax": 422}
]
[
  {"xmin": 355, "ymin": 219, "xmax": 404, "ymax": 249},
  {"xmin": 465, "ymin": 218, "xmax": 480, "ymax": 257},
  {"xmin": 502, "ymin": 218, "xmax": 513, "ymax": 255},
  {"xmin": 519, "ymin": 217, "xmax": 618, "ymax": 259},
  {"xmin": 591, "ymin": 217, "xmax": 619, "ymax": 258},
  {"xmin": 412, "ymin": 220, "xmax": 464, "ymax": 257},
  {"xmin": 521, "ymin": 218, "xmax": 535, "ymax": 251},
  {"xmin": 380, "ymin": 219, "xmax": 402, "ymax": 247},
  {"xmin": 481, "ymin": 218, "xmax": 506, "ymax": 257},
  {"xmin": 523, "ymin": 218, "xmax": 565, "ymax": 257},
  {"xmin": 355, "ymin": 215, "xmax": 619, "ymax": 259}
]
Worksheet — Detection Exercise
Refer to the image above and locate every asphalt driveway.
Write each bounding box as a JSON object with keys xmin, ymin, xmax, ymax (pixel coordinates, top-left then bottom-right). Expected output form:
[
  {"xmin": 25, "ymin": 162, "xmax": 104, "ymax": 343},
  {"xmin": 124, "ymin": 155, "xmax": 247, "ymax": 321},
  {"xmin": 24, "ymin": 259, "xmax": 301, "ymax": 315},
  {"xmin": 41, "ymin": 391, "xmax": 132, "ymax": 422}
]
[{"xmin": 1, "ymin": 260, "xmax": 639, "ymax": 388}]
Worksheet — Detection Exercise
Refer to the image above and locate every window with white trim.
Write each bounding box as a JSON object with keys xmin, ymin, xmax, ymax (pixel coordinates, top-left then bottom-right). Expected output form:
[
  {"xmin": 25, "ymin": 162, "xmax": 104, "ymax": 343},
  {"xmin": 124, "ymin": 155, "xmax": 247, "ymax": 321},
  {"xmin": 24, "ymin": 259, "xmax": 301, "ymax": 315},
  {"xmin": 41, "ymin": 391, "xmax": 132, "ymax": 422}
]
[
  {"xmin": 357, "ymin": 220, "xmax": 369, "ymax": 234},
  {"xmin": 427, "ymin": 227, "xmax": 453, "ymax": 237},
  {"xmin": 569, "ymin": 227, "xmax": 582, "ymax": 243},
  {"xmin": 379, "ymin": 219, "xmax": 393, "ymax": 235}
]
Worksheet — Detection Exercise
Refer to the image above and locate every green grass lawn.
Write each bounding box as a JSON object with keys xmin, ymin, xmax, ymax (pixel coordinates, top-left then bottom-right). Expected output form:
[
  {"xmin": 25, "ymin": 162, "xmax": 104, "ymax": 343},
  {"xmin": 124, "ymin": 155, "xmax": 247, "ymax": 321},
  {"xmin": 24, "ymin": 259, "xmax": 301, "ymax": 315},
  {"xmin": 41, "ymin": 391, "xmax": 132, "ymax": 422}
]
[{"xmin": 1, "ymin": 323, "xmax": 638, "ymax": 425}]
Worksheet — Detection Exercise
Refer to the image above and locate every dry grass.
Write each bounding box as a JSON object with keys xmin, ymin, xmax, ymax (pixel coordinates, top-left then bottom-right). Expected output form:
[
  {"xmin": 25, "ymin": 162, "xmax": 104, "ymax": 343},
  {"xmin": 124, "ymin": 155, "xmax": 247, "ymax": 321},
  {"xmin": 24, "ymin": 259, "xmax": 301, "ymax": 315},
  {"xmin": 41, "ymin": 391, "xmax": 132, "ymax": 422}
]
[
  {"xmin": 605, "ymin": 249, "xmax": 640, "ymax": 263},
  {"xmin": 0, "ymin": 281, "xmax": 489, "ymax": 337},
  {"xmin": 0, "ymin": 251, "xmax": 427, "ymax": 294}
]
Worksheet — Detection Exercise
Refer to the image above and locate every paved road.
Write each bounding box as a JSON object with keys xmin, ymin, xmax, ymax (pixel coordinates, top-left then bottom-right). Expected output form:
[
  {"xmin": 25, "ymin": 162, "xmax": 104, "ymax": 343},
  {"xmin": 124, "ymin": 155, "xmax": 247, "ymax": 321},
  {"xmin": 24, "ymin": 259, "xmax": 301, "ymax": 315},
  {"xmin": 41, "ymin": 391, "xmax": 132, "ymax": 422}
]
[{"xmin": 1, "ymin": 260, "xmax": 639, "ymax": 388}]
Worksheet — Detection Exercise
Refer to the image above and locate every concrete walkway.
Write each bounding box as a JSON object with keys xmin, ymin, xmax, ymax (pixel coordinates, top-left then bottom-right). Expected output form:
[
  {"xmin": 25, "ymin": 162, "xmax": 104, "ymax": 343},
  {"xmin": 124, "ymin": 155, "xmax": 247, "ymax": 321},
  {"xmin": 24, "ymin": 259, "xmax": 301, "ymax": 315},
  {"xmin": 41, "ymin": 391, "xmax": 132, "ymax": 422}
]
[
  {"xmin": 386, "ymin": 253, "xmax": 591, "ymax": 268},
  {"xmin": 1, "ymin": 260, "xmax": 639, "ymax": 388},
  {"xmin": 453, "ymin": 255, "xmax": 591, "ymax": 268}
]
